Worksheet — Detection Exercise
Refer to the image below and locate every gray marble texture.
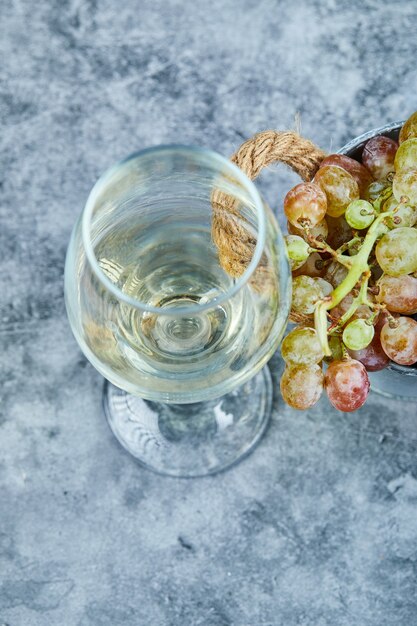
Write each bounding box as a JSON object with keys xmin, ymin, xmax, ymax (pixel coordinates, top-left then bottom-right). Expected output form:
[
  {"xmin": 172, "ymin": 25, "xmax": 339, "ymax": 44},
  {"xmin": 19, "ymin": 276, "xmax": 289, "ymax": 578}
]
[{"xmin": 1, "ymin": 0, "xmax": 417, "ymax": 624}]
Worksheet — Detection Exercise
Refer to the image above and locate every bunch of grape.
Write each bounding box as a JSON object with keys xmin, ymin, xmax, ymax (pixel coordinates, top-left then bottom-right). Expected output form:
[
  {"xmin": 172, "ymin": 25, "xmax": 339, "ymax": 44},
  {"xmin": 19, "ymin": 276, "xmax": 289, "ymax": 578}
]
[{"xmin": 282, "ymin": 111, "xmax": 417, "ymax": 412}]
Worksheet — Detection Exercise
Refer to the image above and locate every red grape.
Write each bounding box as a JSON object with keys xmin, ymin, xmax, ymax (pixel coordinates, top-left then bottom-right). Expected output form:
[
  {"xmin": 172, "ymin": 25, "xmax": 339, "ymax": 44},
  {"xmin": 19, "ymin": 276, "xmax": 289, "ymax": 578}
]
[
  {"xmin": 362, "ymin": 136, "xmax": 398, "ymax": 180},
  {"xmin": 325, "ymin": 215, "xmax": 353, "ymax": 250},
  {"xmin": 284, "ymin": 182, "xmax": 327, "ymax": 228},
  {"xmin": 347, "ymin": 333, "xmax": 390, "ymax": 372},
  {"xmin": 325, "ymin": 359, "xmax": 370, "ymax": 412},
  {"xmin": 380, "ymin": 317, "xmax": 417, "ymax": 365}
]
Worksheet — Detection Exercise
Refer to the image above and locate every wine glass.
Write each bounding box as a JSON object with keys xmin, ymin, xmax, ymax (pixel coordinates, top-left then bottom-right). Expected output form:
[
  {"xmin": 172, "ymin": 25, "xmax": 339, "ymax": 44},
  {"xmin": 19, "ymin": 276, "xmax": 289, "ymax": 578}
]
[{"xmin": 65, "ymin": 145, "xmax": 290, "ymax": 477}]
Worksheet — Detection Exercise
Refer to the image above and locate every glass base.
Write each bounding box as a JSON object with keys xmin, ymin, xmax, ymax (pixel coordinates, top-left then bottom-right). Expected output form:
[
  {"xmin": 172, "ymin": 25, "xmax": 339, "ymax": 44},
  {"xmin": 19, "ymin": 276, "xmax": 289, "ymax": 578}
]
[{"xmin": 103, "ymin": 367, "xmax": 272, "ymax": 477}]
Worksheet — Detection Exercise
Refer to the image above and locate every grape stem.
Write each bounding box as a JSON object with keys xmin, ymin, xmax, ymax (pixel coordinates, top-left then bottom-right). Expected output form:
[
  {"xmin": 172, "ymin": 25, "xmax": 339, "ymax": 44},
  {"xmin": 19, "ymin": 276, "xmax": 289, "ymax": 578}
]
[
  {"xmin": 308, "ymin": 236, "xmax": 353, "ymax": 267},
  {"xmin": 328, "ymin": 272, "xmax": 370, "ymax": 334},
  {"xmin": 314, "ymin": 213, "xmax": 387, "ymax": 356}
]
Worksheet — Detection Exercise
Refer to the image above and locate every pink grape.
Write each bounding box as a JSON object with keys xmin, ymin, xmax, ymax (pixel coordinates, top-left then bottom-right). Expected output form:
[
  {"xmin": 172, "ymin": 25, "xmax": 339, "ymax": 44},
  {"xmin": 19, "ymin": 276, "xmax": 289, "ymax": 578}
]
[
  {"xmin": 376, "ymin": 274, "xmax": 417, "ymax": 314},
  {"xmin": 284, "ymin": 183, "xmax": 327, "ymax": 228},
  {"xmin": 325, "ymin": 359, "xmax": 370, "ymax": 412},
  {"xmin": 380, "ymin": 317, "xmax": 417, "ymax": 365}
]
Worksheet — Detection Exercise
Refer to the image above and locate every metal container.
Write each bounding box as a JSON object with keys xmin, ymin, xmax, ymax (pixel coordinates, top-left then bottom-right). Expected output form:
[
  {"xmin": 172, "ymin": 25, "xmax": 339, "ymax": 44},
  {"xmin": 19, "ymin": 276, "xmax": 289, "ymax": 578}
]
[{"xmin": 339, "ymin": 121, "xmax": 417, "ymax": 400}]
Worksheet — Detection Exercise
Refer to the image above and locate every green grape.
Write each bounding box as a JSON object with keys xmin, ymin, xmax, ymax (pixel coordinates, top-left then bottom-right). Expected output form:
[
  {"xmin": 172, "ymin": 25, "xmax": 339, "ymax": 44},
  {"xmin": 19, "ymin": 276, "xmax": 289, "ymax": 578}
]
[
  {"xmin": 281, "ymin": 327, "xmax": 324, "ymax": 365},
  {"xmin": 375, "ymin": 227, "xmax": 417, "ymax": 276},
  {"xmin": 345, "ymin": 199, "xmax": 376, "ymax": 229},
  {"xmin": 393, "ymin": 168, "xmax": 417, "ymax": 205},
  {"xmin": 314, "ymin": 277, "xmax": 333, "ymax": 296},
  {"xmin": 326, "ymin": 336, "xmax": 344, "ymax": 362},
  {"xmin": 280, "ymin": 364, "xmax": 324, "ymax": 410},
  {"xmin": 399, "ymin": 111, "xmax": 417, "ymax": 143},
  {"xmin": 382, "ymin": 196, "xmax": 417, "ymax": 228},
  {"xmin": 291, "ymin": 275, "xmax": 327, "ymax": 315},
  {"xmin": 284, "ymin": 235, "xmax": 310, "ymax": 270},
  {"xmin": 314, "ymin": 165, "xmax": 359, "ymax": 217},
  {"xmin": 363, "ymin": 179, "xmax": 392, "ymax": 210},
  {"xmin": 342, "ymin": 319, "xmax": 374, "ymax": 351},
  {"xmin": 394, "ymin": 138, "xmax": 417, "ymax": 172},
  {"xmin": 284, "ymin": 183, "xmax": 327, "ymax": 228}
]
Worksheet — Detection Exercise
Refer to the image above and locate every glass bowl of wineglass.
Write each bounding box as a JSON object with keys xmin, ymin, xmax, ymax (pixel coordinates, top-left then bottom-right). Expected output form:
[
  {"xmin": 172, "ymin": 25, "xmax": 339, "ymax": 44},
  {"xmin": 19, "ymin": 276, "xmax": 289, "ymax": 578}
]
[{"xmin": 65, "ymin": 145, "xmax": 291, "ymax": 477}]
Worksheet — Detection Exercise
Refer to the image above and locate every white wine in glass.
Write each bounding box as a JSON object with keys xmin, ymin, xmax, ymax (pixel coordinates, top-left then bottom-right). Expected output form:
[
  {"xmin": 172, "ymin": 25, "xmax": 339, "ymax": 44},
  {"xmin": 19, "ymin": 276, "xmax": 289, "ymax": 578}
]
[{"xmin": 65, "ymin": 145, "xmax": 290, "ymax": 476}]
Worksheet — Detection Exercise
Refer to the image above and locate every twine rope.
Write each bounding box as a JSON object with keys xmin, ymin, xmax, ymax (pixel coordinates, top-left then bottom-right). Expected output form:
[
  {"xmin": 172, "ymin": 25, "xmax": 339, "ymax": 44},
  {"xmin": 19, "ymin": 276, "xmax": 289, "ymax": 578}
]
[{"xmin": 212, "ymin": 130, "xmax": 327, "ymax": 278}]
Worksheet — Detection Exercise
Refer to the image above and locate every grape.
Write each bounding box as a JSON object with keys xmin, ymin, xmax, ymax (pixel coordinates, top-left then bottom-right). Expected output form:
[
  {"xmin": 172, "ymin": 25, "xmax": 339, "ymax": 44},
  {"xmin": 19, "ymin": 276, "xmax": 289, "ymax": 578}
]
[
  {"xmin": 330, "ymin": 293, "xmax": 354, "ymax": 321},
  {"xmin": 393, "ymin": 168, "xmax": 417, "ymax": 205},
  {"xmin": 382, "ymin": 196, "xmax": 417, "ymax": 228},
  {"xmin": 325, "ymin": 359, "xmax": 370, "ymax": 412},
  {"xmin": 327, "ymin": 336, "xmax": 344, "ymax": 362},
  {"xmin": 342, "ymin": 318, "xmax": 374, "ymax": 351},
  {"xmin": 394, "ymin": 138, "xmax": 417, "ymax": 172},
  {"xmin": 376, "ymin": 274, "xmax": 417, "ymax": 314},
  {"xmin": 314, "ymin": 165, "xmax": 359, "ymax": 217},
  {"xmin": 380, "ymin": 316, "xmax": 417, "ymax": 365},
  {"xmin": 292, "ymin": 252, "xmax": 327, "ymax": 278},
  {"xmin": 362, "ymin": 136, "xmax": 398, "ymax": 180},
  {"xmin": 363, "ymin": 179, "xmax": 391, "ymax": 206},
  {"xmin": 291, "ymin": 275, "xmax": 328, "ymax": 314},
  {"xmin": 287, "ymin": 218, "xmax": 329, "ymax": 243},
  {"xmin": 284, "ymin": 183, "xmax": 327, "ymax": 228},
  {"xmin": 323, "ymin": 260, "xmax": 348, "ymax": 288},
  {"xmin": 347, "ymin": 334, "xmax": 390, "ymax": 372},
  {"xmin": 345, "ymin": 199, "xmax": 376, "ymax": 229},
  {"xmin": 315, "ymin": 277, "xmax": 333, "ymax": 296},
  {"xmin": 325, "ymin": 215, "xmax": 354, "ymax": 249},
  {"xmin": 281, "ymin": 327, "xmax": 324, "ymax": 365},
  {"xmin": 351, "ymin": 304, "xmax": 373, "ymax": 322},
  {"xmin": 399, "ymin": 111, "xmax": 417, "ymax": 143},
  {"xmin": 319, "ymin": 154, "xmax": 373, "ymax": 195},
  {"xmin": 285, "ymin": 235, "xmax": 310, "ymax": 270},
  {"xmin": 375, "ymin": 227, "xmax": 417, "ymax": 276},
  {"xmin": 280, "ymin": 364, "xmax": 324, "ymax": 410},
  {"xmin": 375, "ymin": 308, "xmax": 398, "ymax": 333}
]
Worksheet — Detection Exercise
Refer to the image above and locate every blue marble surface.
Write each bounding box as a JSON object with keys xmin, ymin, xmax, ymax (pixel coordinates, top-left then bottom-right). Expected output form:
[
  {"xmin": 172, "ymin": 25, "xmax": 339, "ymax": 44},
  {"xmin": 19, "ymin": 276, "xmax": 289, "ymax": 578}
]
[{"xmin": 1, "ymin": 1, "xmax": 417, "ymax": 624}]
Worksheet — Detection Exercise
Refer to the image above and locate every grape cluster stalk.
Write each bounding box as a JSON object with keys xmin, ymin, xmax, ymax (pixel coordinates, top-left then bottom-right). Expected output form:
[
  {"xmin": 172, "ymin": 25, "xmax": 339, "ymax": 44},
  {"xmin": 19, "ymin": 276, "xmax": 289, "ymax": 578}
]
[{"xmin": 282, "ymin": 110, "xmax": 417, "ymax": 412}]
